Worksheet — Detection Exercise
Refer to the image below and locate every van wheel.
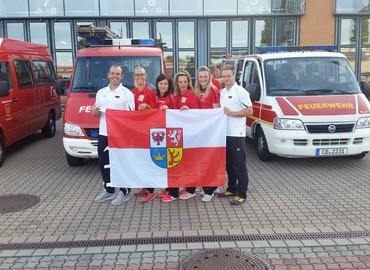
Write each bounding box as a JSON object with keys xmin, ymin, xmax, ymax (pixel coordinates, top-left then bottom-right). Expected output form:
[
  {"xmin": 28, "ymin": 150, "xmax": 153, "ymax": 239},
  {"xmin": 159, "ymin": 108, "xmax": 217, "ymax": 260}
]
[
  {"xmin": 66, "ymin": 152, "xmax": 84, "ymax": 167},
  {"xmin": 42, "ymin": 112, "xmax": 56, "ymax": 138},
  {"xmin": 256, "ymin": 128, "xmax": 273, "ymax": 161},
  {"xmin": 0, "ymin": 133, "xmax": 5, "ymax": 167}
]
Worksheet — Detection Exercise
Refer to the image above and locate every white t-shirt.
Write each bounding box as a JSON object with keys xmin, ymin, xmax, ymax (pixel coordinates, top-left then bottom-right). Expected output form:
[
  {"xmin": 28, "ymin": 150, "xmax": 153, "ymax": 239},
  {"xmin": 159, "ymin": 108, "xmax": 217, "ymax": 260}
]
[
  {"xmin": 94, "ymin": 84, "xmax": 135, "ymax": 136},
  {"xmin": 220, "ymin": 82, "xmax": 252, "ymax": 137}
]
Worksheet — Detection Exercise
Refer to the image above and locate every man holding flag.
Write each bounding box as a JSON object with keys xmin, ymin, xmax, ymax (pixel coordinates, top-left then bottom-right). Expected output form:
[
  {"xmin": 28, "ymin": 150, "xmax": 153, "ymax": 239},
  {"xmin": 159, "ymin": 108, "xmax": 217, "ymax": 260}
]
[{"xmin": 92, "ymin": 65, "xmax": 135, "ymax": 206}]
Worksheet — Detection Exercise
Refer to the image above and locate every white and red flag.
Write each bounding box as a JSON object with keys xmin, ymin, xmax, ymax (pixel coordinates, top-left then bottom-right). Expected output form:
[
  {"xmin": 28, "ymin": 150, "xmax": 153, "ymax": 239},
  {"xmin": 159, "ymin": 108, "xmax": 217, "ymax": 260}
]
[{"xmin": 106, "ymin": 108, "xmax": 226, "ymax": 188}]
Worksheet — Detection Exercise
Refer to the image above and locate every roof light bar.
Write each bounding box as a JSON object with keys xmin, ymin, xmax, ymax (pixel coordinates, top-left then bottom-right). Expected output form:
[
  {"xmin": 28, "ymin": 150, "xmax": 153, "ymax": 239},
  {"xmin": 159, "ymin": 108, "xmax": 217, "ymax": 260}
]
[
  {"xmin": 255, "ymin": 45, "xmax": 338, "ymax": 53},
  {"xmin": 112, "ymin": 38, "xmax": 155, "ymax": 46}
]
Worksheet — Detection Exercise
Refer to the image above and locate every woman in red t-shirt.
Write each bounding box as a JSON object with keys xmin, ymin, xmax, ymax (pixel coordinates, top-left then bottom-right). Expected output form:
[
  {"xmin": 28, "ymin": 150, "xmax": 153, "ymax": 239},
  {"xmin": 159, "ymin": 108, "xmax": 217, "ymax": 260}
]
[
  {"xmin": 173, "ymin": 70, "xmax": 200, "ymax": 110},
  {"xmin": 155, "ymin": 73, "xmax": 177, "ymax": 109},
  {"xmin": 193, "ymin": 66, "xmax": 221, "ymax": 202},
  {"xmin": 161, "ymin": 71, "xmax": 200, "ymax": 203}
]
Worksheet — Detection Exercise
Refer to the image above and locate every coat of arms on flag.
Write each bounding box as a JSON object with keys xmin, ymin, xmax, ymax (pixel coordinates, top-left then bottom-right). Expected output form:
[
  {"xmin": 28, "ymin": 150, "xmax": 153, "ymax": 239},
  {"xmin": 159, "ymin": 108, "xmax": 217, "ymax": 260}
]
[
  {"xmin": 150, "ymin": 128, "xmax": 183, "ymax": 169},
  {"xmin": 106, "ymin": 108, "xmax": 226, "ymax": 188}
]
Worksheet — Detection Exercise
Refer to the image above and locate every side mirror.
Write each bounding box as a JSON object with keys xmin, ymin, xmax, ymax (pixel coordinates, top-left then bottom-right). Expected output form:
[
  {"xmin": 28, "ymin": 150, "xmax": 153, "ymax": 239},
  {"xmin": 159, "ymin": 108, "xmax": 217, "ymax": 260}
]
[
  {"xmin": 360, "ymin": 80, "xmax": 370, "ymax": 101},
  {"xmin": 0, "ymin": 81, "xmax": 10, "ymax": 97},
  {"xmin": 56, "ymin": 79, "xmax": 70, "ymax": 95}
]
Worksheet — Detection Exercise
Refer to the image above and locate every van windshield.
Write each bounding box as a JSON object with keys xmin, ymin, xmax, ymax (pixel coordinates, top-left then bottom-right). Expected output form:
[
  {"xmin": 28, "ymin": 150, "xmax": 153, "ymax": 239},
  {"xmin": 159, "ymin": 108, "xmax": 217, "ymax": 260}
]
[
  {"xmin": 264, "ymin": 57, "xmax": 361, "ymax": 96},
  {"xmin": 71, "ymin": 56, "xmax": 161, "ymax": 93}
]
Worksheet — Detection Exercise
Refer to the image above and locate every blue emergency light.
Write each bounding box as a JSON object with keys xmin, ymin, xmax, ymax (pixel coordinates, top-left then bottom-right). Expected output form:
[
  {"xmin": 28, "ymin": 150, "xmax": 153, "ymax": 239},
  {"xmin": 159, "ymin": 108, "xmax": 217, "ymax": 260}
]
[
  {"xmin": 255, "ymin": 45, "xmax": 338, "ymax": 53},
  {"xmin": 112, "ymin": 38, "xmax": 155, "ymax": 46}
]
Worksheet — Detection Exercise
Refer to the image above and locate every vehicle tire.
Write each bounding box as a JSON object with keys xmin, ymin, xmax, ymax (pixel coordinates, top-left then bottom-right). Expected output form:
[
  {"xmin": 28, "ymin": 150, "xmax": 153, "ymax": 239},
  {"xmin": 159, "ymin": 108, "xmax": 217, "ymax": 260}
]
[
  {"xmin": 42, "ymin": 112, "xmax": 56, "ymax": 138},
  {"xmin": 66, "ymin": 152, "xmax": 84, "ymax": 167},
  {"xmin": 256, "ymin": 127, "xmax": 273, "ymax": 161},
  {"xmin": 0, "ymin": 133, "xmax": 5, "ymax": 167}
]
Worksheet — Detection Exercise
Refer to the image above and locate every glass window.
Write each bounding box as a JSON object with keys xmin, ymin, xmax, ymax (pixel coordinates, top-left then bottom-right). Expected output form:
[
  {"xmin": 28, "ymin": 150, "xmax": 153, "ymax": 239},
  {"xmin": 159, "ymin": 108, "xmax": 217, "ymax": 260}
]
[
  {"xmin": 132, "ymin": 22, "xmax": 149, "ymax": 38},
  {"xmin": 340, "ymin": 19, "xmax": 357, "ymax": 46},
  {"xmin": 30, "ymin": 22, "xmax": 48, "ymax": 46},
  {"xmin": 6, "ymin": 23, "xmax": 25, "ymax": 41},
  {"xmin": 32, "ymin": 61, "xmax": 56, "ymax": 84},
  {"xmin": 164, "ymin": 51, "xmax": 174, "ymax": 78},
  {"xmin": 178, "ymin": 22, "xmax": 194, "ymax": 48},
  {"xmin": 210, "ymin": 51, "xmax": 226, "ymax": 66},
  {"xmin": 204, "ymin": 0, "xmax": 237, "ymax": 15},
  {"xmin": 362, "ymin": 19, "xmax": 370, "ymax": 45},
  {"xmin": 210, "ymin": 21, "xmax": 226, "ymax": 47},
  {"xmin": 0, "ymin": 62, "xmax": 12, "ymax": 91},
  {"xmin": 238, "ymin": 0, "xmax": 271, "ymax": 15},
  {"xmin": 100, "ymin": 0, "xmax": 134, "ymax": 16},
  {"xmin": 335, "ymin": 0, "xmax": 370, "ymax": 14},
  {"xmin": 178, "ymin": 51, "xmax": 195, "ymax": 77},
  {"xmin": 55, "ymin": 52, "xmax": 74, "ymax": 79},
  {"xmin": 231, "ymin": 49, "xmax": 249, "ymax": 56},
  {"xmin": 271, "ymin": 0, "xmax": 305, "ymax": 14},
  {"xmin": 169, "ymin": 0, "xmax": 203, "ymax": 16},
  {"xmin": 14, "ymin": 60, "xmax": 35, "ymax": 88},
  {"xmin": 232, "ymin": 20, "xmax": 248, "ymax": 47},
  {"xmin": 54, "ymin": 22, "xmax": 72, "ymax": 50},
  {"xmin": 255, "ymin": 19, "xmax": 272, "ymax": 47},
  {"xmin": 340, "ymin": 48, "xmax": 356, "ymax": 72},
  {"xmin": 109, "ymin": 22, "xmax": 128, "ymax": 38},
  {"xmin": 135, "ymin": 0, "xmax": 169, "ymax": 16},
  {"xmin": 65, "ymin": 0, "xmax": 99, "ymax": 16},
  {"xmin": 29, "ymin": 0, "xmax": 64, "ymax": 17},
  {"xmin": 156, "ymin": 21, "xmax": 173, "ymax": 49},
  {"xmin": 0, "ymin": 0, "xmax": 28, "ymax": 17},
  {"xmin": 276, "ymin": 19, "xmax": 294, "ymax": 46},
  {"xmin": 361, "ymin": 48, "xmax": 370, "ymax": 73}
]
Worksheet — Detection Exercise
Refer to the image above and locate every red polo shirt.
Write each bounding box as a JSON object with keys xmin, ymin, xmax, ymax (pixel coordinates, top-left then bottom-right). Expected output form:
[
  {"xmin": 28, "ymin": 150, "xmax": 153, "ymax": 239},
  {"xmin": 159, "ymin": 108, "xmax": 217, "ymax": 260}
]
[
  {"xmin": 200, "ymin": 86, "xmax": 220, "ymax": 109},
  {"xmin": 132, "ymin": 84, "xmax": 156, "ymax": 110}
]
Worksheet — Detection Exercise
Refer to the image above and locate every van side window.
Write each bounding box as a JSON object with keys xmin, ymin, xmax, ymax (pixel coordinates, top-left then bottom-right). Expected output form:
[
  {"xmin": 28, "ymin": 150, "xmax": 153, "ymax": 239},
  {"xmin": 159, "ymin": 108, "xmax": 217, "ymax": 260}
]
[
  {"xmin": 14, "ymin": 60, "xmax": 35, "ymax": 88},
  {"xmin": 32, "ymin": 61, "xmax": 56, "ymax": 85},
  {"xmin": 0, "ymin": 62, "xmax": 12, "ymax": 91}
]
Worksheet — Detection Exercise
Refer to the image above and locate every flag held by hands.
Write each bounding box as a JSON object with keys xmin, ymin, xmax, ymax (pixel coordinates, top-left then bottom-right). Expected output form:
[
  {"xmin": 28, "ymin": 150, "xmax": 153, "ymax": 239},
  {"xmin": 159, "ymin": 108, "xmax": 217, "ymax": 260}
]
[{"xmin": 107, "ymin": 108, "xmax": 226, "ymax": 188}]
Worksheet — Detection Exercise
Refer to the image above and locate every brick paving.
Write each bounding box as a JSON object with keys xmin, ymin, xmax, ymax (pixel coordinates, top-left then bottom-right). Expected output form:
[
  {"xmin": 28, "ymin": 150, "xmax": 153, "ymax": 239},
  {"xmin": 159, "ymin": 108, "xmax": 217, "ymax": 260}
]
[{"xmin": 0, "ymin": 121, "xmax": 370, "ymax": 269}]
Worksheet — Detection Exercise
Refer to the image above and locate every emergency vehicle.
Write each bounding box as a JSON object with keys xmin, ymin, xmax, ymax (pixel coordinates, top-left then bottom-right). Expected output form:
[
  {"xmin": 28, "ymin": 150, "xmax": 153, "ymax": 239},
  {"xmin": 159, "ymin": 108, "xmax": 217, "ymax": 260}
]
[
  {"xmin": 63, "ymin": 25, "xmax": 165, "ymax": 166},
  {"xmin": 0, "ymin": 38, "xmax": 62, "ymax": 167},
  {"xmin": 233, "ymin": 45, "xmax": 370, "ymax": 161}
]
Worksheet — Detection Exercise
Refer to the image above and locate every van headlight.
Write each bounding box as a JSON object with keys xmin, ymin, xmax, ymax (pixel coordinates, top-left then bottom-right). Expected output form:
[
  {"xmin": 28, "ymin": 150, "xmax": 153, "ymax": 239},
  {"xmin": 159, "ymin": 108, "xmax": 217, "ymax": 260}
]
[
  {"xmin": 64, "ymin": 123, "xmax": 84, "ymax": 136},
  {"xmin": 274, "ymin": 118, "xmax": 304, "ymax": 130},
  {"xmin": 356, "ymin": 117, "xmax": 370, "ymax": 128}
]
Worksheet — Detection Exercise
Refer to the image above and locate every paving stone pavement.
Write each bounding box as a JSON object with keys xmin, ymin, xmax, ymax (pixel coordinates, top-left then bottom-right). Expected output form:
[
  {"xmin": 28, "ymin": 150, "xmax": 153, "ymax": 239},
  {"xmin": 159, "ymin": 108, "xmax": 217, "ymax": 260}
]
[{"xmin": 0, "ymin": 121, "xmax": 370, "ymax": 269}]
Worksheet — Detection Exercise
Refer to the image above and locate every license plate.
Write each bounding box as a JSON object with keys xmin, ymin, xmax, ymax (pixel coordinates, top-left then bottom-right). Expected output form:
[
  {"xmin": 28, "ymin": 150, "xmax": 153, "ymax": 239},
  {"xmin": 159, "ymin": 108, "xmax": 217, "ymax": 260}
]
[{"xmin": 316, "ymin": 148, "xmax": 348, "ymax": 156}]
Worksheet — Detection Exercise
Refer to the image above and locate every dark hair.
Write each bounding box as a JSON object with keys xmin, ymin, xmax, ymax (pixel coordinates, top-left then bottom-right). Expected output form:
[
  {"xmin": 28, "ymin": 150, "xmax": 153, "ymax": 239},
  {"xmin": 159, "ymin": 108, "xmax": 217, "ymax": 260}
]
[{"xmin": 156, "ymin": 73, "xmax": 173, "ymax": 97}]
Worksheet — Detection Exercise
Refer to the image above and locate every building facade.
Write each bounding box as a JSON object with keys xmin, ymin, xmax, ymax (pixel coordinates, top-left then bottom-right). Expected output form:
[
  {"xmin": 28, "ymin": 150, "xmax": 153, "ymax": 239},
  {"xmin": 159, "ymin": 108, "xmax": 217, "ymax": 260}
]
[{"xmin": 0, "ymin": 0, "xmax": 370, "ymax": 81}]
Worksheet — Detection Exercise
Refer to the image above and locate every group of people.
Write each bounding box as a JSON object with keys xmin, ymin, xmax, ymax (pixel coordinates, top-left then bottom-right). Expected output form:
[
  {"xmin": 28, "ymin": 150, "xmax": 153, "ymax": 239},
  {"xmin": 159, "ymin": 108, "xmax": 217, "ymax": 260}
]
[{"xmin": 92, "ymin": 63, "xmax": 253, "ymax": 206}]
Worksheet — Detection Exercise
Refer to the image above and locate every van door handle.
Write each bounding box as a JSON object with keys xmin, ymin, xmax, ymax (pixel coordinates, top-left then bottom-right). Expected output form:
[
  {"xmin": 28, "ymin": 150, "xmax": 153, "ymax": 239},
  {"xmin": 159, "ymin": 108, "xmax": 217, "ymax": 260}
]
[{"xmin": 11, "ymin": 98, "xmax": 17, "ymax": 102}]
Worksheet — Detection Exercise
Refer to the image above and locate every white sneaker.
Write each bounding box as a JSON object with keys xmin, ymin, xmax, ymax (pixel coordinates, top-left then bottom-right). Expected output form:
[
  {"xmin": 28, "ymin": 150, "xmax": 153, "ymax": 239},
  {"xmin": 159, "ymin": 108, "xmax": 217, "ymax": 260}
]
[
  {"xmin": 202, "ymin": 194, "xmax": 214, "ymax": 202},
  {"xmin": 111, "ymin": 191, "xmax": 129, "ymax": 206},
  {"xmin": 200, "ymin": 187, "xmax": 220, "ymax": 196},
  {"xmin": 95, "ymin": 190, "xmax": 115, "ymax": 203}
]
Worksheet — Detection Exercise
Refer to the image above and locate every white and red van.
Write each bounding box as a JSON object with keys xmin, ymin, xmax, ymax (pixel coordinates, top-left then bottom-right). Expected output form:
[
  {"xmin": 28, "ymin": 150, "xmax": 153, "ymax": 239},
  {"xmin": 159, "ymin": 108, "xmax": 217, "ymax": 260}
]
[
  {"xmin": 63, "ymin": 26, "xmax": 165, "ymax": 166},
  {"xmin": 233, "ymin": 46, "xmax": 370, "ymax": 161},
  {"xmin": 0, "ymin": 38, "xmax": 62, "ymax": 167}
]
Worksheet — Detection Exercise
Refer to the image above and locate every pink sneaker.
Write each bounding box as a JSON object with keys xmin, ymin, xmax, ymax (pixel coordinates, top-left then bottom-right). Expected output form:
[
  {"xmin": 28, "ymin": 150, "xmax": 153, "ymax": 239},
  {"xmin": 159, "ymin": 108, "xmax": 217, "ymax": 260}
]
[
  {"xmin": 161, "ymin": 194, "xmax": 178, "ymax": 202},
  {"xmin": 157, "ymin": 189, "xmax": 168, "ymax": 198},
  {"xmin": 179, "ymin": 191, "xmax": 196, "ymax": 200}
]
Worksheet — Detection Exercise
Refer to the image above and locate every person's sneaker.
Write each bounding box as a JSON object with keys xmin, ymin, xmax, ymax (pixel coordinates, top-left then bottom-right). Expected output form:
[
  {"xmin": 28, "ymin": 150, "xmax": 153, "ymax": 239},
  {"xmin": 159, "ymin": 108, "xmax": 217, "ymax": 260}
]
[
  {"xmin": 134, "ymin": 188, "xmax": 147, "ymax": 196},
  {"xmin": 156, "ymin": 189, "xmax": 168, "ymax": 198},
  {"xmin": 202, "ymin": 193, "xmax": 214, "ymax": 202},
  {"xmin": 95, "ymin": 190, "xmax": 115, "ymax": 203},
  {"xmin": 111, "ymin": 191, "xmax": 129, "ymax": 206},
  {"xmin": 201, "ymin": 187, "xmax": 220, "ymax": 196},
  {"xmin": 161, "ymin": 194, "xmax": 178, "ymax": 202},
  {"xmin": 139, "ymin": 192, "xmax": 156, "ymax": 203},
  {"xmin": 179, "ymin": 191, "xmax": 196, "ymax": 200},
  {"xmin": 230, "ymin": 196, "xmax": 246, "ymax": 205},
  {"xmin": 218, "ymin": 191, "xmax": 234, "ymax": 197}
]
